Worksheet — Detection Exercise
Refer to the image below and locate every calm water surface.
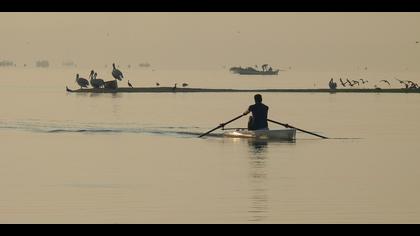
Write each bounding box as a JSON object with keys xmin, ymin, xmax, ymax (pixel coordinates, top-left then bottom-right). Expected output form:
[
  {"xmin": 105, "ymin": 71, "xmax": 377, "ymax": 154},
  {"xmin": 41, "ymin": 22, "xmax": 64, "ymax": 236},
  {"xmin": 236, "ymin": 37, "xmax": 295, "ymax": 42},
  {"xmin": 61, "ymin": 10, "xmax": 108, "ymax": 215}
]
[{"xmin": 0, "ymin": 68, "xmax": 419, "ymax": 223}]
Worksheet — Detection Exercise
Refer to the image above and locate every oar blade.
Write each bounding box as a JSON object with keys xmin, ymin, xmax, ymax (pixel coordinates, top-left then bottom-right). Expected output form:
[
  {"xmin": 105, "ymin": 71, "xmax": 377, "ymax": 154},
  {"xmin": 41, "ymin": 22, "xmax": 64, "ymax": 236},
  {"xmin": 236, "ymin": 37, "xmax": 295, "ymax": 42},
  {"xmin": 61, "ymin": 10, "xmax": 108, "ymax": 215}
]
[{"xmin": 267, "ymin": 119, "xmax": 328, "ymax": 139}]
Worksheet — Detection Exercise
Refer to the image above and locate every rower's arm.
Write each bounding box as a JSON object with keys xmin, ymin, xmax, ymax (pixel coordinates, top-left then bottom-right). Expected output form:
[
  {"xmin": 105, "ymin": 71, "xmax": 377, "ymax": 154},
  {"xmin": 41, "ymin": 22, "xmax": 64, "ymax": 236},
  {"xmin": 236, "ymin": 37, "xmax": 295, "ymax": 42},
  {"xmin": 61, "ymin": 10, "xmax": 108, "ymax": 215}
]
[{"xmin": 243, "ymin": 108, "xmax": 250, "ymax": 115}]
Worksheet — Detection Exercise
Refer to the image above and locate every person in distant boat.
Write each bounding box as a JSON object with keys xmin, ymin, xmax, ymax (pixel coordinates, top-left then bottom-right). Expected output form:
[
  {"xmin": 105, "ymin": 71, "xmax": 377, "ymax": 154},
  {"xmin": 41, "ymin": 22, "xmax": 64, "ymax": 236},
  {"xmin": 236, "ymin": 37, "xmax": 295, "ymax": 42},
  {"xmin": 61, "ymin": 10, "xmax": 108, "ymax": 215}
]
[
  {"xmin": 329, "ymin": 78, "xmax": 337, "ymax": 89},
  {"xmin": 243, "ymin": 94, "xmax": 269, "ymax": 131}
]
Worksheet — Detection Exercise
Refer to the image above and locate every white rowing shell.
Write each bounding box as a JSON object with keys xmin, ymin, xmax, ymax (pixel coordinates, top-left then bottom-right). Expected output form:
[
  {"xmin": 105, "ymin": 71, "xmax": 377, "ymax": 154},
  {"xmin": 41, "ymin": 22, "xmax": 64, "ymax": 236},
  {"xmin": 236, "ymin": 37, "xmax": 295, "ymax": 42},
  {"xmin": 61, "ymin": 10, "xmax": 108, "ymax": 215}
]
[{"xmin": 223, "ymin": 129, "xmax": 296, "ymax": 140}]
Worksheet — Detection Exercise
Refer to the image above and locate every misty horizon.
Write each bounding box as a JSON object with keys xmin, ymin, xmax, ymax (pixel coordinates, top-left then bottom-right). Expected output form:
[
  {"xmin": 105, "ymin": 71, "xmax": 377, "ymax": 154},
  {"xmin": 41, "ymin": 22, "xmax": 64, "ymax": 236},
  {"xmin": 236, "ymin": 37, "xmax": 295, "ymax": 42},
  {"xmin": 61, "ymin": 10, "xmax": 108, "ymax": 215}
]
[{"xmin": 0, "ymin": 12, "xmax": 419, "ymax": 72}]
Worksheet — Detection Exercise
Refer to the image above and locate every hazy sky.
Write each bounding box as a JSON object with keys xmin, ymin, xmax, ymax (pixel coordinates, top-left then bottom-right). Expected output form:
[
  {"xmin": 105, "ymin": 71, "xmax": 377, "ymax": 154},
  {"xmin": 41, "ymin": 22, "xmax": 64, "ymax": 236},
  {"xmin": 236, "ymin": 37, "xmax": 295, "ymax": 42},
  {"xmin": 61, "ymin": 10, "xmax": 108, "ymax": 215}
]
[{"xmin": 0, "ymin": 12, "xmax": 419, "ymax": 71}]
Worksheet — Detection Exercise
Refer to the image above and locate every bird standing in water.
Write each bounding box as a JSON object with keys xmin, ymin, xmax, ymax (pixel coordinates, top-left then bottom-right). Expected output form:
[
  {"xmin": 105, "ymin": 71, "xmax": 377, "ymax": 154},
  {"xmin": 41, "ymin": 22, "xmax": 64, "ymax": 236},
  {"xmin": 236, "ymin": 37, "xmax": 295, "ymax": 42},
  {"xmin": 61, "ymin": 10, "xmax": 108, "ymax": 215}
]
[
  {"xmin": 112, "ymin": 63, "xmax": 124, "ymax": 81},
  {"xmin": 128, "ymin": 80, "xmax": 133, "ymax": 88},
  {"xmin": 75, "ymin": 74, "xmax": 89, "ymax": 89},
  {"xmin": 156, "ymin": 82, "xmax": 160, "ymax": 87},
  {"xmin": 172, "ymin": 83, "xmax": 177, "ymax": 91}
]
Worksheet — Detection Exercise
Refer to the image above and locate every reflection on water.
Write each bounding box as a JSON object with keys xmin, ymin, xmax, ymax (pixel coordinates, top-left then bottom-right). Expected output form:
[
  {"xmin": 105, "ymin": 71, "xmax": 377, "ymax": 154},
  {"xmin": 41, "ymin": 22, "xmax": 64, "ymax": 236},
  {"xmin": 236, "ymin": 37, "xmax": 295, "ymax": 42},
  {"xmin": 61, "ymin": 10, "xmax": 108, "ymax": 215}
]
[
  {"xmin": 246, "ymin": 139, "xmax": 297, "ymax": 222},
  {"xmin": 247, "ymin": 139, "xmax": 269, "ymax": 222}
]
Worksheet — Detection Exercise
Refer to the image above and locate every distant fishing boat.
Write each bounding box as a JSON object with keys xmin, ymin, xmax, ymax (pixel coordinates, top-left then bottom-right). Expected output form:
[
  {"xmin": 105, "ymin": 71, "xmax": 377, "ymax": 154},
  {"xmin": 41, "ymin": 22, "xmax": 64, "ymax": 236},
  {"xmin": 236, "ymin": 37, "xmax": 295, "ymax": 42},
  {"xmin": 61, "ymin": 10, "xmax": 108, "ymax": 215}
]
[{"xmin": 230, "ymin": 64, "xmax": 280, "ymax": 75}]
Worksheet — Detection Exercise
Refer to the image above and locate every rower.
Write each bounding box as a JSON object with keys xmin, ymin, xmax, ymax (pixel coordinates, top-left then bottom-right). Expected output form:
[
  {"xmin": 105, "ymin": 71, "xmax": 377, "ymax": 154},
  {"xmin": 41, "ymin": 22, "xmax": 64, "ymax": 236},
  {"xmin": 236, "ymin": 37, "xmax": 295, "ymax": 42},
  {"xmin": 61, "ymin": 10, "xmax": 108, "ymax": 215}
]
[{"xmin": 243, "ymin": 94, "xmax": 269, "ymax": 131}]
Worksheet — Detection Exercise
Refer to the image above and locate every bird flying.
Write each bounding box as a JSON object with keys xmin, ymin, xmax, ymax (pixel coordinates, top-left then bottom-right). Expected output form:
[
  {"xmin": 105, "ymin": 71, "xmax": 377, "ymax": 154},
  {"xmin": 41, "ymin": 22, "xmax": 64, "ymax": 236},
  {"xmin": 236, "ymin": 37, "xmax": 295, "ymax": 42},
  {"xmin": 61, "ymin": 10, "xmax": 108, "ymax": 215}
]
[{"xmin": 380, "ymin": 80, "xmax": 391, "ymax": 86}]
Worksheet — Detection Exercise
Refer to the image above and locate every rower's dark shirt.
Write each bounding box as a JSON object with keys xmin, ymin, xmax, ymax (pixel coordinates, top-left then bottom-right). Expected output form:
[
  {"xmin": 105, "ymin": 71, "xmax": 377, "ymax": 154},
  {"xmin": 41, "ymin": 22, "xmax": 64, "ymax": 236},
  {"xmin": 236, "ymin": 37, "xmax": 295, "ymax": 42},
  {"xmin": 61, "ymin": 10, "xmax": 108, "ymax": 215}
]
[{"xmin": 248, "ymin": 103, "xmax": 269, "ymax": 129}]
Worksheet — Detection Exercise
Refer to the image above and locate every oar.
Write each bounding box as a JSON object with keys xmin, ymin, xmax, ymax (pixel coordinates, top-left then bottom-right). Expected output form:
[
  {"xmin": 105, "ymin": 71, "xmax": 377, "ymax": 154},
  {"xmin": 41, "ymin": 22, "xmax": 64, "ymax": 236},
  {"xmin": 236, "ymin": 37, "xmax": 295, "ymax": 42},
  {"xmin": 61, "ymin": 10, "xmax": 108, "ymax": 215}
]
[
  {"xmin": 267, "ymin": 119, "xmax": 328, "ymax": 139},
  {"xmin": 199, "ymin": 114, "xmax": 245, "ymax": 138}
]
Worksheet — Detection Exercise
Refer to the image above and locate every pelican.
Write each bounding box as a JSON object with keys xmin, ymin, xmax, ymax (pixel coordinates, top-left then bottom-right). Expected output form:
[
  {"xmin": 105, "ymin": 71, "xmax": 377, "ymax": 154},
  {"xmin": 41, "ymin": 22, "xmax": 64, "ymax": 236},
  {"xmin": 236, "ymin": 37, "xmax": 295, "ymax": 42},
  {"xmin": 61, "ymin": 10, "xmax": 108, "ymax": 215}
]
[
  {"xmin": 128, "ymin": 80, "xmax": 133, "ymax": 88},
  {"xmin": 89, "ymin": 70, "xmax": 94, "ymax": 79},
  {"xmin": 182, "ymin": 83, "xmax": 188, "ymax": 87},
  {"xmin": 90, "ymin": 72, "xmax": 105, "ymax": 88},
  {"xmin": 112, "ymin": 63, "xmax": 124, "ymax": 81},
  {"xmin": 339, "ymin": 78, "xmax": 347, "ymax": 87},
  {"xmin": 75, "ymin": 74, "xmax": 89, "ymax": 89},
  {"xmin": 380, "ymin": 80, "xmax": 391, "ymax": 86},
  {"xmin": 156, "ymin": 82, "xmax": 160, "ymax": 87}
]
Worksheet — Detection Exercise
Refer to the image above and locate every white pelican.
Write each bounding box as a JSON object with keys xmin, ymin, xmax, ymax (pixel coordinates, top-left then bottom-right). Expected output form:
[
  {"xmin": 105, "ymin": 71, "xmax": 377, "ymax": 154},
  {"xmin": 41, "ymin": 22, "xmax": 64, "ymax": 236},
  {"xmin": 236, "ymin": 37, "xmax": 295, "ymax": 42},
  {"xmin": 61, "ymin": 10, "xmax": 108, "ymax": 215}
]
[
  {"xmin": 90, "ymin": 72, "xmax": 105, "ymax": 88},
  {"xmin": 112, "ymin": 63, "xmax": 124, "ymax": 81},
  {"xmin": 76, "ymin": 74, "xmax": 89, "ymax": 89}
]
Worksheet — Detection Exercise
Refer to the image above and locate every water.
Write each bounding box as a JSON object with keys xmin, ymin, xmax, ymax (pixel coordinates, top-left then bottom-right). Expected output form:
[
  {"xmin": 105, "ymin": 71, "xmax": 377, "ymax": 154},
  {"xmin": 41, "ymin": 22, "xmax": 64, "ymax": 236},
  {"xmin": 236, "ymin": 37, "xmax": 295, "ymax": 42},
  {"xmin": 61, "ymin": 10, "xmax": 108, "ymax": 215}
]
[{"xmin": 1, "ymin": 67, "xmax": 420, "ymax": 223}]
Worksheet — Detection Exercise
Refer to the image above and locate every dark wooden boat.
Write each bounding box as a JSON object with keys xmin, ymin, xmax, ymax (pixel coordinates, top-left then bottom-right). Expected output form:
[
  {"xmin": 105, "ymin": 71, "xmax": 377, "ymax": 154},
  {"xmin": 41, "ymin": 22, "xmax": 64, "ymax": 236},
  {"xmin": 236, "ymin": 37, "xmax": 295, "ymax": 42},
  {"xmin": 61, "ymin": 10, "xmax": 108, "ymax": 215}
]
[{"xmin": 230, "ymin": 66, "xmax": 279, "ymax": 75}]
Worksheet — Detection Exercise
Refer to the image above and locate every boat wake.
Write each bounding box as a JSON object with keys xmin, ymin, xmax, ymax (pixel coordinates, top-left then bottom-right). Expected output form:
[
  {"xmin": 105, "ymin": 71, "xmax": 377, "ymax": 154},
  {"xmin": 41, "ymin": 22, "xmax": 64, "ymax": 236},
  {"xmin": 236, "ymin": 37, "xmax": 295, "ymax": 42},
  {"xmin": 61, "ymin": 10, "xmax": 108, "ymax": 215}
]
[
  {"xmin": 0, "ymin": 119, "xmax": 221, "ymax": 138},
  {"xmin": 0, "ymin": 120, "xmax": 359, "ymax": 140}
]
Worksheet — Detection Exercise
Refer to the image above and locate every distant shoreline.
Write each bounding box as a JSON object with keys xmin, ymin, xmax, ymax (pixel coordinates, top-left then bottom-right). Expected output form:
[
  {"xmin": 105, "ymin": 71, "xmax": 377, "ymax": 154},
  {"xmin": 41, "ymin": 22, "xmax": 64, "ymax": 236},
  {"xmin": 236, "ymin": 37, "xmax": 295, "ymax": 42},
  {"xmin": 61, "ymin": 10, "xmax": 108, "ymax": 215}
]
[{"xmin": 66, "ymin": 87, "xmax": 420, "ymax": 94}]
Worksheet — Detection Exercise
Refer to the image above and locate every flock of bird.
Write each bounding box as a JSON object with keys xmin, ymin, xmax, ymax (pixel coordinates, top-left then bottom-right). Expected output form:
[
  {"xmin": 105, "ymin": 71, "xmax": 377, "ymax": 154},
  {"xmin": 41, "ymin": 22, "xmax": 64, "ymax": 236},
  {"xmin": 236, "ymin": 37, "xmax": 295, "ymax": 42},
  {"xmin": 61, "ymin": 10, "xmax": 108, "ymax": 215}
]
[
  {"xmin": 75, "ymin": 62, "xmax": 189, "ymax": 89},
  {"xmin": 75, "ymin": 63, "xmax": 124, "ymax": 89},
  {"xmin": 332, "ymin": 77, "xmax": 419, "ymax": 89}
]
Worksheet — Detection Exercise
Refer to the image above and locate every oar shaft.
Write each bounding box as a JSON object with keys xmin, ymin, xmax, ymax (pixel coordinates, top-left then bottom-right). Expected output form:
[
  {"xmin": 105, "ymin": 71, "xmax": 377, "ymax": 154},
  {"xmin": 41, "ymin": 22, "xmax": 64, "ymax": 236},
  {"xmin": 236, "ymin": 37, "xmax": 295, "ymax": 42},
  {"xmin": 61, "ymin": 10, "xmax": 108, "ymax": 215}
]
[
  {"xmin": 267, "ymin": 119, "xmax": 328, "ymax": 139},
  {"xmin": 199, "ymin": 114, "xmax": 245, "ymax": 138}
]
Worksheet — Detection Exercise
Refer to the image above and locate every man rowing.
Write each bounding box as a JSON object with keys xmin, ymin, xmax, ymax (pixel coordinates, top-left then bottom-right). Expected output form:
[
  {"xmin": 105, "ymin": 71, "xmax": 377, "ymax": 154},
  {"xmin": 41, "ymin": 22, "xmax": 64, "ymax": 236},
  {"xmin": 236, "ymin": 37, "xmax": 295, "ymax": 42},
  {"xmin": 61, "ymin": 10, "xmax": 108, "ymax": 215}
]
[{"xmin": 243, "ymin": 94, "xmax": 269, "ymax": 131}]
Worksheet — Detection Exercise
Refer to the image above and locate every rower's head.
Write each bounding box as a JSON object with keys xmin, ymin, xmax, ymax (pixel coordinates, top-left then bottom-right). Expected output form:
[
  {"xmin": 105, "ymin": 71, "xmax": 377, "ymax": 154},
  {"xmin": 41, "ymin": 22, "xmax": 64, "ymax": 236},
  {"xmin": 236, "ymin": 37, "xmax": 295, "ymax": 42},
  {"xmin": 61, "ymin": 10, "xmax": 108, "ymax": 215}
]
[{"xmin": 254, "ymin": 94, "xmax": 262, "ymax": 104}]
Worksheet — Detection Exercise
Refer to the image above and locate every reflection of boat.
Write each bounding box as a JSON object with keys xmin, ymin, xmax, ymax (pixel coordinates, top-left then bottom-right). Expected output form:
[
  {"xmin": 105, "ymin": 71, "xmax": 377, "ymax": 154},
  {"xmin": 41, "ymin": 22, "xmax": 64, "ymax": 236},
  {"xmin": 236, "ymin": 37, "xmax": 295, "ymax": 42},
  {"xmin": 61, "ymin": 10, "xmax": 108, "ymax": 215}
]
[
  {"xmin": 223, "ymin": 129, "xmax": 296, "ymax": 141},
  {"xmin": 230, "ymin": 65, "xmax": 279, "ymax": 75}
]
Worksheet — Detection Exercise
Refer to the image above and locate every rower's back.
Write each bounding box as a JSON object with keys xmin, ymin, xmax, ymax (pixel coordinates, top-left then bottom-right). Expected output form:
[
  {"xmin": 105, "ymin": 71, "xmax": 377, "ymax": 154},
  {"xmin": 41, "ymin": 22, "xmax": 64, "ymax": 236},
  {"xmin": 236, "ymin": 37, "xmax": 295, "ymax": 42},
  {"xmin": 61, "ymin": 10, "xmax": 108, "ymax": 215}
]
[{"xmin": 247, "ymin": 94, "xmax": 269, "ymax": 130}]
